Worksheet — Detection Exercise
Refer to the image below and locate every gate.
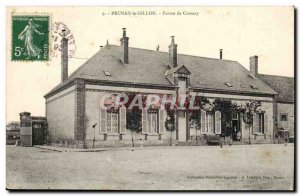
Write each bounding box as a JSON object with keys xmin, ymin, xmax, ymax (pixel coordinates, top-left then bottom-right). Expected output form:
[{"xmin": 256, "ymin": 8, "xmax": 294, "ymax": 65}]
[{"xmin": 20, "ymin": 112, "xmax": 47, "ymax": 146}]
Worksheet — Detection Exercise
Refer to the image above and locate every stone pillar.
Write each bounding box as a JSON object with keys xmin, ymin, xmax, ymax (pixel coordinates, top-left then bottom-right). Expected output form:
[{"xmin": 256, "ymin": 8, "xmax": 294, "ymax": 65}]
[
  {"xmin": 186, "ymin": 110, "xmax": 190, "ymax": 141},
  {"xmin": 273, "ymin": 95, "xmax": 278, "ymax": 142},
  {"xmin": 19, "ymin": 112, "xmax": 32, "ymax": 147},
  {"xmin": 74, "ymin": 79, "xmax": 85, "ymax": 147},
  {"xmin": 177, "ymin": 77, "xmax": 187, "ymax": 142}
]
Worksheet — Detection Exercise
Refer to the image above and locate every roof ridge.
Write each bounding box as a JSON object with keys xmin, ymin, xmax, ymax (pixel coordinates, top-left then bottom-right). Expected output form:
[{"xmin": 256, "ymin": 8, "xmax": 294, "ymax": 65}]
[
  {"xmin": 258, "ymin": 73, "xmax": 294, "ymax": 79},
  {"xmin": 45, "ymin": 44, "xmax": 279, "ymax": 98},
  {"xmin": 108, "ymin": 44, "xmax": 238, "ymax": 62}
]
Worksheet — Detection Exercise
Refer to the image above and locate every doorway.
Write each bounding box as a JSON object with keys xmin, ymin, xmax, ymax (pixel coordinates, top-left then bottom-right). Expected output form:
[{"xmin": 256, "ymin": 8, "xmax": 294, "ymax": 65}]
[
  {"xmin": 32, "ymin": 121, "xmax": 47, "ymax": 145},
  {"xmin": 231, "ymin": 113, "xmax": 241, "ymax": 141}
]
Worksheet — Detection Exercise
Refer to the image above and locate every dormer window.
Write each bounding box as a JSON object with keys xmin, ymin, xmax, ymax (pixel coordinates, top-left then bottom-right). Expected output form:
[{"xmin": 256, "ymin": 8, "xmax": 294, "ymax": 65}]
[
  {"xmin": 250, "ymin": 85, "xmax": 257, "ymax": 89},
  {"xmin": 240, "ymin": 84, "xmax": 245, "ymax": 88},
  {"xmin": 225, "ymin": 82, "xmax": 233, "ymax": 87},
  {"xmin": 104, "ymin": 71, "xmax": 111, "ymax": 76}
]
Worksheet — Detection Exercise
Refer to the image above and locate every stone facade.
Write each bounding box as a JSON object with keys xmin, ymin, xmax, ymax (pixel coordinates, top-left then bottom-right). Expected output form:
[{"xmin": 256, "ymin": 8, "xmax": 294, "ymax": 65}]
[
  {"xmin": 44, "ymin": 28, "xmax": 282, "ymax": 148},
  {"xmin": 277, "ymin": 103, "xmax": 294, "ymax": 137},
  {"xmin": 45, "ymin": 81, "xmax": 276, "ymax": 148}
]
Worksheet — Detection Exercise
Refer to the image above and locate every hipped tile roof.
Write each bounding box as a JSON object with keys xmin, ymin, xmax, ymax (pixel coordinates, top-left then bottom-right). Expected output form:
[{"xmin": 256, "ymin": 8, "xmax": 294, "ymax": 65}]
[
  {"xmin": 258, "ymin": 74, "xmax": 294, "ymax": 103},
  {"xmin": 45, "ymin": 45, "xmax": 277, "ymax": 97}
]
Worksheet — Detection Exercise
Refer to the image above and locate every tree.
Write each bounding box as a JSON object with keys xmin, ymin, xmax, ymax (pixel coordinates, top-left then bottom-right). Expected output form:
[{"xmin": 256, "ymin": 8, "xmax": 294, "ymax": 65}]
[
  {"xmin": 238, "ymin": 101, "xmax": 261, "ymax": 144},
  {"xmin": 189, "ymin": 96, "xmax": 210, "ymax": 129},
  {"xmin": 212, "ymin": 98, "xmax": 238, "ymax": 137},
  {"xmin": 125, "ymin": 92, "xmax": 143, "ymax": 132},
  {"xmin": 126, "ymin": 110, "xmax": 142, "ymax": 132},
  {"xmin": 6, "ymin": 121, "xmax": 20, "ymax": 130}
]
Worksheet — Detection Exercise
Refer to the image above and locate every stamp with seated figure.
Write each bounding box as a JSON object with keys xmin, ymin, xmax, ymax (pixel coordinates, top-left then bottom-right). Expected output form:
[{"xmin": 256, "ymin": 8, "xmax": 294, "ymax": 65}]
[{"xmin": 12, "ymin": 15, "xmax": 49, "ymax": 61}]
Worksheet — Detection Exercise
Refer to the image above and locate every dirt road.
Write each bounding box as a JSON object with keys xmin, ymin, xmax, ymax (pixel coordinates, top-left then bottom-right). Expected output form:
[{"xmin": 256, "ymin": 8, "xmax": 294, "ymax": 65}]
[{"xmin": 6, "ymin": 144, "xmax": 294, "ymax": 190}]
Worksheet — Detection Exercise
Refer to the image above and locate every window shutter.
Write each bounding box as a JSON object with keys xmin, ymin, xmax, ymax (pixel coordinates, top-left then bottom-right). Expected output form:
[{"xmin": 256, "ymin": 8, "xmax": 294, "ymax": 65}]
[
  {"xmin": 215, "ymin": 111, "xmax": 222, "ymax": 134},
  {"xmin": 201, "ymin": 110, "xmax": 206, "ymax": 134},
  {"xmin": 119, "ymin": 106, "xmax": 126, "ymax": 134},
  {"xmin": 158, "ymin": 109, "xmax": 164, "ymax": 134},
  {"xmin": 281, "ymin": 115, "xmax": 288, "ymax": 130},
  {"xmin": 252, "ymin": 113, "xmax": 258, "ymax": 133},
  {"xmin": 142, "ymin": 108, "xmax": 148, "ymax": 133},
  {"xmin": 264, "ymin": 113, "xmax": 268, "ymax": 134},
  {"xmin": 100, "ymin": 107, "xmax": 107, "ymax": 133}
]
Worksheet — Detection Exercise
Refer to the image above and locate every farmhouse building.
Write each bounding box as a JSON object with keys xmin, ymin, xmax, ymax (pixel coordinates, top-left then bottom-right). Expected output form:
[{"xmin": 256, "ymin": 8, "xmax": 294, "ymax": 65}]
[
  {"xmin": 257, "ymin": 73, "xmax": 294, "ymax": 142},
  {"xmin": 44, "ymin": 28, "xmax": 281, "ymax": 148}
]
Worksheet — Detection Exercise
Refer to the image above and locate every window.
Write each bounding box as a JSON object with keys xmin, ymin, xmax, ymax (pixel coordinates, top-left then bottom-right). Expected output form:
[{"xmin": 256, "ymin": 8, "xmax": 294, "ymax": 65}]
[
  {"xmin": 200, "ymin": 110, "xmax": 221, "ymax": 134},
  {"xmin": 250, "ymin": 85, "xmax": 257, "ymax": 89},
  {"xmin": 206, "ymin": 111, "xmax": 215, "ymax": 133},
  {"xmin": 106, "ymin": 111, "xmax": 119, "ymax": 133},
  {"xmin": 280, "ymin": 114, "xmax": 288, "ymax": 121},
  {"xmin": 240, "ymin": 84, "xmax": 245, "ymax": 88},
  {"xmin": 103, "ymin": 71, "xmax": 111, "ymax": 76},
  {"xmin": 257, "ymin": 113, "xmax": 264, "ymax": 133},
  {"xmin": 142, "ymin": 108, "xmax": 164, "ymax": 134},
  {"xmin": 225, "ymin": 82, "xmax": 233, "ymax": 87},
  {"xmin": 147, "ymin": 111, "xmax": 158, "ymax": 133},
  {"xmin": 232, "ymin": 113, "xmax": 238, "ymax": 120},
  {"xmin": 33, "ymin": 124, "xmax": 41, "ymax": 129}
]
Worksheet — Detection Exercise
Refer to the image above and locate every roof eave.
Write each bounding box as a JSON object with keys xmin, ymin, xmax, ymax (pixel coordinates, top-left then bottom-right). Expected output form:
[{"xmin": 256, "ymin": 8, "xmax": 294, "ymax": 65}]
[
  {"xmin": 190, "ymin": 86, "xmax": 277, "ymax": 97},
  {"xmin": 44, "ymin": 78, "xmax": 76, "ymax": 99},
  {"xmin": 44, "ymin": 78, "xmax": 178, "ymax": 99}
]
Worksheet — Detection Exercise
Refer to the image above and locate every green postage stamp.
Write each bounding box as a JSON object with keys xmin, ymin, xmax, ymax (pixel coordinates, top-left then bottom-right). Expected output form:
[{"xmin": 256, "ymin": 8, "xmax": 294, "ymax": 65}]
[{"xmin": 12, "ymin": 15, "xmax": 49, "ymax": 61}]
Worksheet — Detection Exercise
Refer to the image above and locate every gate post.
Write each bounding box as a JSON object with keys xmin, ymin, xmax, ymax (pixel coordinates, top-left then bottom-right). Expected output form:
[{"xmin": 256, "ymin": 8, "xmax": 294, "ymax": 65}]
[{"xmin": 19, "ymin": 112, "xmax": 32, "ymax": 147}]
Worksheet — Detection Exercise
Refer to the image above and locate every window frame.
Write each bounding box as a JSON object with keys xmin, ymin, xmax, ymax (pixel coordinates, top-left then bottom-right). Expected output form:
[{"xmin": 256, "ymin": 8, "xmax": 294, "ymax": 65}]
[
  {"xmin": 106, "ymin": 109, "xmax": 119, "ymax": 134},
  {"xmin": 103, "ymin": 71, "xmax": 112, "ymax": 76},
  {"xmin": 225, "ymin": 82, "xmax": 233, "ymax": 87},
  {"xmin": 257, "ymin": 113, "xmax": 264, "ymax": 134},
  {"xmin": 280, "ymin": 113, "xmax": 288, "ymax": 121},
  {"xmin": 232, "ymin": 112, "xmax": 238, "ymax": 120},
  {"xmin": 147, "ymin": 109, "xmax": 159, "ymax": 133},
  {"xmin": 206, "ymin": 111, "xmax": 215, "ymax": 134}
]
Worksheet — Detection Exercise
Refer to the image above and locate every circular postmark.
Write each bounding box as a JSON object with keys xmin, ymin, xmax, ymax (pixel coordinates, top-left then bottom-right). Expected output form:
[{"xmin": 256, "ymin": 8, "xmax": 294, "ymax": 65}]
[{"xmin": 50, "ymin": 22, "xmax": 76, "ymax": 58}]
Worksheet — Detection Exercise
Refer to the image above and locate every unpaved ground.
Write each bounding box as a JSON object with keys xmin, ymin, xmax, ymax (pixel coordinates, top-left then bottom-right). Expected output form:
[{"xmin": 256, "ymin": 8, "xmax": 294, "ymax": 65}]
[{"xmin": 6, "ymin": 144, "xmax": 294, "ymax": 190}]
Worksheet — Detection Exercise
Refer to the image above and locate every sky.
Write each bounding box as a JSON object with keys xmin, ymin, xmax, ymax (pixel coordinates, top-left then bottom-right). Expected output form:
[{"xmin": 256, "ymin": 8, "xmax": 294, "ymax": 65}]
[{"xmin": 6, "ymin": 6, "xmax": 294, "ymax": 122}]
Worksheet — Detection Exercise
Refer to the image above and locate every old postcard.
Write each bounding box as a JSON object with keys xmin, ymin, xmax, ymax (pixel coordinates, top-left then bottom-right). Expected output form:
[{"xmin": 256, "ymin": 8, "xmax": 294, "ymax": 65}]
[{"xmin": 6, "ymin": 6, "xmax": 295, "ymax": 191}]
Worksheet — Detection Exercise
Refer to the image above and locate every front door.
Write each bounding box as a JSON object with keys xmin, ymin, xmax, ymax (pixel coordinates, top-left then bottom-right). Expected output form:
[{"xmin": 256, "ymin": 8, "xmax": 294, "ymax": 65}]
[{"xmin": 231, "ymin": 113, "xmax": 241, "ymax": 141}]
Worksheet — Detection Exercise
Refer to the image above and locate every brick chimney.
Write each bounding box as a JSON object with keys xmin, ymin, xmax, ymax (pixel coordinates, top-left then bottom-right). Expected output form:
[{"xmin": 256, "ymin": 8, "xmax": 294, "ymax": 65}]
[
  {"xmin": 219, "ymin": 49, "xmax": 223, "ymax": 59},
  {"xmin": 120, "ymin": 28, "xmax": 129, "ymax": 64},
  {"xmin": 169, "ymin": 36, "xmax": 177, "ymax": 68},
  {"xmin": 250, "ymin": 55, "xmax": 258, "ymax": 77},
  {"xmin": 61, "ymin": 29, "xmax": 68, "ymax": 82}
]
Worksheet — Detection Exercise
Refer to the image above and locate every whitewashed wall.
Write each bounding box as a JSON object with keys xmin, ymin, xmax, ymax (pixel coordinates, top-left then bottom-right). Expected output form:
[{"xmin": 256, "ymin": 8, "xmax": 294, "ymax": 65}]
[
  {"xmin": 46, "ymin": 85, "xmax": 76, "ymax": 141},
  {"xmin": 84, "ymin": 85, "xmax": 174, "ymax": 141}
]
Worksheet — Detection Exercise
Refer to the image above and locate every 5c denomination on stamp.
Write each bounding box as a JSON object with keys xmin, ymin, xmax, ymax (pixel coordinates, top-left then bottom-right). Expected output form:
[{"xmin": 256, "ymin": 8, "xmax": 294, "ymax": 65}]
[{"xmin": 12, "ymin": 15, "xmax": 49, "ymax": 61}]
